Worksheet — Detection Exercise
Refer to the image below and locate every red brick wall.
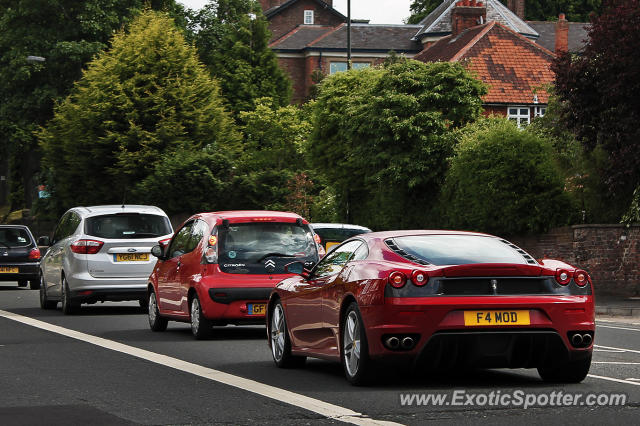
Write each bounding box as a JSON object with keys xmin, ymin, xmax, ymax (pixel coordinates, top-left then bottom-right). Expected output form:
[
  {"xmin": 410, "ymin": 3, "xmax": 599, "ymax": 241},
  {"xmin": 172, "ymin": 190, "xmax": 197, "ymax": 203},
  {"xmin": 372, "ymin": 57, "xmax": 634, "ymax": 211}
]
[
  {"xmin": 268, "ymin": 0, "xmax": 345, "ymax": 41},
  {"xmin": 510, "ymin": 225, "xmax": 640, "ymax": 296},
  {"xmin": 278, "ymin": 57, "xmax": 307, "ymax": 103}
]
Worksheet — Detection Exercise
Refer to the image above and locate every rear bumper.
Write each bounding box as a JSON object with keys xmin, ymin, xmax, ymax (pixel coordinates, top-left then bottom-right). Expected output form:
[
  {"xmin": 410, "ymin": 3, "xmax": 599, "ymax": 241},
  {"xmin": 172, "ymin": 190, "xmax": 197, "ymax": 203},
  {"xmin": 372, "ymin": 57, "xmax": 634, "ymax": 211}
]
[
  {"xmin": 361, "ymin": 295, "xmax": 595, "ymax": 367},
  {"xmin": 66, "ymin": 271, "xmax": 147, "ymax": 301},
  {"xmin": 0, "ymin": 262, "xmax": 39, "ymax": 281},
  {"xmin": 198, "ymin": 287, "xmax": 273, "ymax": 323}
]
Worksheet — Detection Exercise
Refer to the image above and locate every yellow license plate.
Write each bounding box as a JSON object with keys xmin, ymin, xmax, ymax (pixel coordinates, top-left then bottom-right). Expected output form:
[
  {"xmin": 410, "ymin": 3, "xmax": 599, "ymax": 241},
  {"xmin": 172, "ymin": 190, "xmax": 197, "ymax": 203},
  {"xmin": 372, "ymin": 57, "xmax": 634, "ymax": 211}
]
[
  {"xmin": 115, "ymin": 253, "xmax": 149, "ymax": 262},
  {"xmin": 325, "ymin": 242, "xmax": 339, "ymax": 251},
  {"xmin": 0, "ymin": 266, "xmax": 18, "ymax": 273},
  {"xmin": 248, "ymin": 303, "xmax": 266, "ymax": 315},
  {"xmin": 464, "ymin": 310, "xmax": 530, "ymax": 326}
]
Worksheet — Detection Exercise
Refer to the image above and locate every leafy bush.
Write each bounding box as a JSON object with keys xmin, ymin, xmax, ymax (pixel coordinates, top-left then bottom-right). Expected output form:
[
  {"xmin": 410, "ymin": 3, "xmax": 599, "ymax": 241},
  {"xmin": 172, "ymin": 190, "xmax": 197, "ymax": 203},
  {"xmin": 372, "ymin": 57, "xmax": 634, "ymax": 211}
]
[{"xmin": 441, "ymin": 118, "xmax": 571, "ymax": 235}]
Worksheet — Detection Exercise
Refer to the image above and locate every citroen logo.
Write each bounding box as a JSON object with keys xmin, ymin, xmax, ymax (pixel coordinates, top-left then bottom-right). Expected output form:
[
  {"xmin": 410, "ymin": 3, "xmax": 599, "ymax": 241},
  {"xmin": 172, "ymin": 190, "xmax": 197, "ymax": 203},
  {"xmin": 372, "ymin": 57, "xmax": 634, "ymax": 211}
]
[
  {"xmin": 490, "ymin": 279, "xmax": 498, "ymax": 294},
  {"xmin": 264, "ymin": 259, "xmax": 276, "ymax": 272}
]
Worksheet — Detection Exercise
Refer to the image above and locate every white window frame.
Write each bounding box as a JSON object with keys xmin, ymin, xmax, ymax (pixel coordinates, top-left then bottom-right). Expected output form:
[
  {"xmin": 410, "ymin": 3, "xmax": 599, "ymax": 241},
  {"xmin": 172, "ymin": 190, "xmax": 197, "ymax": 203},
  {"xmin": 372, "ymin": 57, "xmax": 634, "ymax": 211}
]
[
  {"xmin": 507, "ymin": 106, "xmax": 530, "ymax": 128},
  {"xmin": 534, "ymin": 106, "xmax": 546, "ymax": 118},
  {"xmin": 304, "ymin": 10, "xmax": 314, "ymax": 25}
]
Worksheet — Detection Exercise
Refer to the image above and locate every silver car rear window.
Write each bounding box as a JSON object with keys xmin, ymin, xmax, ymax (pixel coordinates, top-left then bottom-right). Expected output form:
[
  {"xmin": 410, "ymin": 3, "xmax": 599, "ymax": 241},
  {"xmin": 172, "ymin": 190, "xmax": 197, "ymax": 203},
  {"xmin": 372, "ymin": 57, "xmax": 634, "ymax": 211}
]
[{"xmin": 85, "ymin": 214, "xmax": 171, "ymax": 239}]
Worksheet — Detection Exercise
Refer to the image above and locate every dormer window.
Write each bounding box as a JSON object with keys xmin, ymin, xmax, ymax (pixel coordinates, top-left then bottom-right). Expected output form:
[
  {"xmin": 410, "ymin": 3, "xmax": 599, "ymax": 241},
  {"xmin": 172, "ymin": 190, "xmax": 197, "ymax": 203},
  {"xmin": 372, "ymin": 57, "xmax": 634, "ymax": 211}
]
[{"xmin": 304, "ymin": 10, "xmax": 314, "ymax": 25}]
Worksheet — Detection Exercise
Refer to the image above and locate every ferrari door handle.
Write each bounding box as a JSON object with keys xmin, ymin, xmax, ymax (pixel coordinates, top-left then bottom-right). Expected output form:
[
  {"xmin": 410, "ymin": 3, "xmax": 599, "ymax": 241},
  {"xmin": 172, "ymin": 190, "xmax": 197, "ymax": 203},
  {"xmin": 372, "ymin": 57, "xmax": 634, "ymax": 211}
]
[{"xmin": 176, "ymin": 260, "xmax": 181, "ymax": 269}]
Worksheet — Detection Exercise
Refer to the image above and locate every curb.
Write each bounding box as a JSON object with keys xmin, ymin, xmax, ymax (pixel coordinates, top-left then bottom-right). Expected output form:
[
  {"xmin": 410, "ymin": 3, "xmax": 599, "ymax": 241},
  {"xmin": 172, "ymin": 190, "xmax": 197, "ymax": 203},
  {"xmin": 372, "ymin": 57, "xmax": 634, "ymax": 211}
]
[{"xmin": 595, "ymin": 306, "xmax": 640, "ymax": 317}]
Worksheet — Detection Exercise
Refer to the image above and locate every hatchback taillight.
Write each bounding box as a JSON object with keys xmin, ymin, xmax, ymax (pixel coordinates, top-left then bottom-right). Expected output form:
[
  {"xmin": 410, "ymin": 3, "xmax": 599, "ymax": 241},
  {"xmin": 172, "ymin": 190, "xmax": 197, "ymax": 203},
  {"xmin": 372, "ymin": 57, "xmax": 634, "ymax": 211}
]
[
  {"xmin": 28, "ymin": 248, "xmax": 41, "ymax": 260},
  {"xmin": 70, "ymin": 239, "xmax": 104, "ymax": 254},
  {"xmin": 204, "ymin": 231, "xmax": 218, "ymax": 264}
]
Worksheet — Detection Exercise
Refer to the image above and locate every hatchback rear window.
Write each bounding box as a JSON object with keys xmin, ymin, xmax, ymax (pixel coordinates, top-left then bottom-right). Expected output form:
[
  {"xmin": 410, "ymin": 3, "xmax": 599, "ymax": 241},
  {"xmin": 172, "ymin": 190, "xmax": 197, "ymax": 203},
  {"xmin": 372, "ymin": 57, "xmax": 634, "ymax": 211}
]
[
  {"xmin": 85, "ymin": 214, "xmax": 172, "ymax": 239},
  {"xmin": 219, "ymin": 222, "xmax": 317, "ymax": 274},
  {"xmin": 0, "ymin": 227, "xmax": 32, "ymax": 247},
  {"xmin": 388, "ymin": 235, "xmax": 533, "ymax": 266}
]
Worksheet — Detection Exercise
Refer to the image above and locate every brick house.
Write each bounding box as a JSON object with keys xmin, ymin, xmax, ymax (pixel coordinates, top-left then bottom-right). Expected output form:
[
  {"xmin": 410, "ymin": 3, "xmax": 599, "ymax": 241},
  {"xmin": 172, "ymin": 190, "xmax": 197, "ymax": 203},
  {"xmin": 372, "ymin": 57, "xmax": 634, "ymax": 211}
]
[
  {"xmin": 260, "ymin": 0, "xmax": 423, "ymax": 103},
  {"xmin": 259, "ymin": 0, "xmax": 588, "ymax": 112},
  {"xmin": 414, "ymin": 0, "xmax": 556, "ymax": 125}
]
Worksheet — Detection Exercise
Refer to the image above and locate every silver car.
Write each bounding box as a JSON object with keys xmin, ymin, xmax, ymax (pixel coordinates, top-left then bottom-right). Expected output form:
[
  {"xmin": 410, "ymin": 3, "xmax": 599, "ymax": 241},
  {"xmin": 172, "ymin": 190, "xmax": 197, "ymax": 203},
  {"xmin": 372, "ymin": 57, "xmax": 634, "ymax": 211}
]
[{"xmin": 38, "ymin": 205, "xmax": 173, "ymax": 314}]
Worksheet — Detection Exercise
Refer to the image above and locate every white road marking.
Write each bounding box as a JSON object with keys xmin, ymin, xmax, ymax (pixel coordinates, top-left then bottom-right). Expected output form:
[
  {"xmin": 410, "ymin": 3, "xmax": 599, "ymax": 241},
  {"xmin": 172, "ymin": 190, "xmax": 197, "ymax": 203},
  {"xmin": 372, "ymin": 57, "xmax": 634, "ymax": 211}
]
[
  {"xmin": 597, "ymin": 324, "xmax": 640, "ymax": 332},
  {"xmin": 588, "ymin": 374, "xmax": 640, "ymax": 386},
  {"xmin": 0, "ymin": 310, "xmax": 400, "ymax": 426},
  {"xmin": 625, "ymin": 378, "xmax": 640, "ymax": 382},
  {"xmin": 592, "ymin": 362, "xmax": 640, "ymax": 365},
  {"xmin": 594, "ymin": 344, "xmax": 640, "ymax": 355},
  {"xmin": 594, "ymin": 348, "xmax": 625, "ymax": 353}
]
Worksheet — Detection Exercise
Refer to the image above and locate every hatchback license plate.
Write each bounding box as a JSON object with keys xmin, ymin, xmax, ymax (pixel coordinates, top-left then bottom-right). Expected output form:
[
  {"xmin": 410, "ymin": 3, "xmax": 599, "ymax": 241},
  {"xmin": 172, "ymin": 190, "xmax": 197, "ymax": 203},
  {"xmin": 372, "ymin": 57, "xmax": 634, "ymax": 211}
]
[
  {"xmin": 114, "ymin": 253, "xmax": 149, "ymax": 262},
  {"xmin": 248, "ymin": 303, "xmax": 266, "ymax": 315},
  {"xmin": 464, "ymin": 310, "xmax": 530, "ymax": 326},
  {"xmin": 0, "ymin": 266, "xmax": 18, "ymax": 273}
]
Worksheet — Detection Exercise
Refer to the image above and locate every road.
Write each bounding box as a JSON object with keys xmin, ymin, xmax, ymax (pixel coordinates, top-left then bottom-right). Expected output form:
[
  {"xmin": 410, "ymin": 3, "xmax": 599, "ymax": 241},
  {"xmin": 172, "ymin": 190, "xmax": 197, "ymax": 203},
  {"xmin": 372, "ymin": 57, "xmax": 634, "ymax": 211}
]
[{"xmin": 1, "ymin": 282, "xmax": 638, "ymax": 425}]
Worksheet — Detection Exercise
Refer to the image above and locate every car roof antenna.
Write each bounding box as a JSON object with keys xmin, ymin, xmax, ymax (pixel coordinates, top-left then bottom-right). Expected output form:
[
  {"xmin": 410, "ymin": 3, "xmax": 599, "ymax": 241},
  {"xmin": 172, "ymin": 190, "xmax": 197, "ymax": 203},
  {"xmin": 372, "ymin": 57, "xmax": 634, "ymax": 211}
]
[{"xmin": 121, "ymin": 188, "xmax": 126, "ymax": 209}]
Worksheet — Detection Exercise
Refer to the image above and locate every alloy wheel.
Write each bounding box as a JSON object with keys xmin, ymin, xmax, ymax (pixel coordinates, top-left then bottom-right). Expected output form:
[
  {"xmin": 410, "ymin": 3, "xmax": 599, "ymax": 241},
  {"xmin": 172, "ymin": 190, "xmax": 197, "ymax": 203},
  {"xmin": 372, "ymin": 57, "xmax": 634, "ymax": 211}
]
[
  {"xmin": 271, "ymin": 304, "xmax": 286, "ymax": 362},
  {"xmin": 343, "ymin": 311, "xmax": 361, "ymax": 377}
]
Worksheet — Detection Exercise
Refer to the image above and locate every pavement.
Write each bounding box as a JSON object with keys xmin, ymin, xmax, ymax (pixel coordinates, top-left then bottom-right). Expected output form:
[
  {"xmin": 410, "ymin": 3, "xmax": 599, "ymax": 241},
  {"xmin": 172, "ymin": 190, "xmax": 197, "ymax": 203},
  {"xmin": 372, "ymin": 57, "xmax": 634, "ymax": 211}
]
[{"xmin": 596, "ymin": 294, "xmax": 640, "ymax": 317}]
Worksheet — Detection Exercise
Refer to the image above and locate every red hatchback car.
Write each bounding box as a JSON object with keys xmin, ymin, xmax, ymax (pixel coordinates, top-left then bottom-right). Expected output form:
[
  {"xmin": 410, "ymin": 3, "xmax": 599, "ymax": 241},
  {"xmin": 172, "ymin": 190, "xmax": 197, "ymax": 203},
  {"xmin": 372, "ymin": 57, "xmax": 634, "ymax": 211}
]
[
  {"xmin": 267, "ymin": 230, "xmax": 595, "ymax": 385},
  {"xmin": 147, "ymin": 211, "xmax": 320, "ymax": 339}
]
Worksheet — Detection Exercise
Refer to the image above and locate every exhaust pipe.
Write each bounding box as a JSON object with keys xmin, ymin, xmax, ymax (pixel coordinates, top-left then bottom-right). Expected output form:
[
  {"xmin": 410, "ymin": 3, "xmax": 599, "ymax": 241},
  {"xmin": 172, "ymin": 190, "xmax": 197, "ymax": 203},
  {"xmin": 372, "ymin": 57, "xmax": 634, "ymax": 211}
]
[
  {"xmin": 385, "ymin": 336, "xmax": 400, "ymax": 349},
  {"xmin": 401, "ymin": 336, "xmax": 414, "ymax": 350},
  {"xmin": 571, "ymin": 333, "xmax": 583, "ymax": 347},
  {"xmin": 582, "ymin": 333, "xmax": 592, "ymax": 346}
]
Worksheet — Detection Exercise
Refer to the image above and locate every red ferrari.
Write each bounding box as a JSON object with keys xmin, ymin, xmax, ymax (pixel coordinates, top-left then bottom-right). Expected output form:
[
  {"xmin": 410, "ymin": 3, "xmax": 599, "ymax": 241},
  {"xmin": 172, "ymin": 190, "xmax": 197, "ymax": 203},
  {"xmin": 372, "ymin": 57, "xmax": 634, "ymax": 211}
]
[{"xmin": 267, "ymin": 230, "xmax": 594, "ymax": 385}]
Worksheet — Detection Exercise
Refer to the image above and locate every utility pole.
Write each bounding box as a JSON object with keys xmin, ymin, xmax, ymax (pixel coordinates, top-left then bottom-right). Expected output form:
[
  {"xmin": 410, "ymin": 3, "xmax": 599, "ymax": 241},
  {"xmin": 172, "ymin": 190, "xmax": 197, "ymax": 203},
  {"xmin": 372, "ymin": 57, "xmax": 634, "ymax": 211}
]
[{"xmin": 347, "ymin": 0, "xmax": 351, "ymax": 69}]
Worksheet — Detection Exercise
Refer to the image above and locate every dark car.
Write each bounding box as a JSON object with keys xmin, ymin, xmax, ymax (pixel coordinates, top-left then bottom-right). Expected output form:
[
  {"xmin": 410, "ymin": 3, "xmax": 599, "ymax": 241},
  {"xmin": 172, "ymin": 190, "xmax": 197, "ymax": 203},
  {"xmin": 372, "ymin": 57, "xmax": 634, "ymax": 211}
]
[
  {"xmin": 311, "ymin": 223, "xmax": 371, "ymax": 252},
  {"xmin": 267, "ymin": 230, "xmax": 594, "ymax": 385},
  {"xmin": 0, "ymin": 225, "xmax": 41, "ymax": 288}
]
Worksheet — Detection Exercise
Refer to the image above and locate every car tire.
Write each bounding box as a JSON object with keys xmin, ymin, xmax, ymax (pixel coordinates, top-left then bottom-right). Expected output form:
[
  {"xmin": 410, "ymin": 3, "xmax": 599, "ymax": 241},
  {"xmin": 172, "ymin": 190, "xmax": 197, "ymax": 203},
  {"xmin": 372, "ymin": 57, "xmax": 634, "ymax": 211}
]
[
  {"xmin": 537, "ymin": 353, "xmax": 592, "ymax": 383},
  {"xmin": 39, "ymin": 272, "xmax": 57, "ymax": 310},
  {"xmin": 190, "ymin": 295, "xmax": 212, "ymax": 340},
  {"xmin": 61, "ymin": 275, "xmax": 79, "ymax": 315},
  {"xmin": 29, "ymin": 278, "xmax": 40, "ymax": 290},
  {"xmin": 148, "ymin": 290, "xmax": 168, "ymax": 332},
  {"xmin": 341, "ymin": 302, "xmax": 372, "ymax": 386},
  {"xmin": 17, "ymin": 280, "xmax": 28, "ymax": 287},
  {"xmin": 270, "ymin": 300, "xmax": 306, "ymax": 368}
]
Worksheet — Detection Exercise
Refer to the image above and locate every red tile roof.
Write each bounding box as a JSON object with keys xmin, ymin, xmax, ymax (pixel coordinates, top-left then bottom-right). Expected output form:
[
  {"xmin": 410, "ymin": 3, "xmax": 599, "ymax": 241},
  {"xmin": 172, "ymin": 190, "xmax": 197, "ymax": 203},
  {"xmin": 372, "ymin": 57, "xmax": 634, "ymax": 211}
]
[{"xmin": 415, "ymin": 21, "xmax": 556, "ymax": 105}]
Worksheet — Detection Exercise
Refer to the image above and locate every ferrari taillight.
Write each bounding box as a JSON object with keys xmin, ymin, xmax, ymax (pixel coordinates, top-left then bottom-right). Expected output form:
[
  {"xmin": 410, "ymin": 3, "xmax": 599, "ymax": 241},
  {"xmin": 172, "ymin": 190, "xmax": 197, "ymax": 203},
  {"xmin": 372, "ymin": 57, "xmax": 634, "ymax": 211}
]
[
  {"xmin": 555, "ymin": 269, "xmax": 571, "ymax": 285},
  {"xmin": 574, "ymin": 269, "xmax": 589, "ymax": 287},
  {"xmin": 388, "ymin": 271, "xmax": 406, "ymax": 288},
  {"xmin": 411, "ymin": 270, "xmax": 428, "ymax": 286}
]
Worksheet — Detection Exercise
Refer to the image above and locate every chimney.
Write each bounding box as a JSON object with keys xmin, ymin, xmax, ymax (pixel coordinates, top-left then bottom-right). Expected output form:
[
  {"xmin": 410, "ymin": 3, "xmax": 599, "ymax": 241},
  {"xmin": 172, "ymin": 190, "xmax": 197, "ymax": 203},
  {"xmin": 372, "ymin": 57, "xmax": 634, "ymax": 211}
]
[
  {"xmin": 507, "ymin": 0, "xmax": 525, "ymax": 20},
  {"xmin": 451, "ymin": 0, "xmax": 487, "ymax": 37},
  {"xmin": 555, "ymin": 13, "xmax": 569, "ymax": 53}
]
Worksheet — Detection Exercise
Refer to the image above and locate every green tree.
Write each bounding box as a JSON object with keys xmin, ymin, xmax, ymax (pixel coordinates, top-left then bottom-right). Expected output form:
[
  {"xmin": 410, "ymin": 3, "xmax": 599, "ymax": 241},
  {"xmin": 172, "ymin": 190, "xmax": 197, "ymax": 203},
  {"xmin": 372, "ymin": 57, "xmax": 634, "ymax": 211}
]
[
  {"xmin": 441, "ymin": 118, "xmax": 571, "ymax": 235},
  {"xmin": 234, "ymin": 98, "xmax": 312, "ymax": 209},
  {"xmin": 191, "ymin": 0, "xmax": 291, "ymax": 118},
  {"xmin": 407, "ymin": 0, "xmax": 442, "ymax": 24},
  {"xmin": 309, "ymin": 60, "xmax": 486, "ymax": 230},
  {"xmin": 0, "ymin": 0, "xmax": 187, "ymax": 211},
  {"xmin": 553, "ymin": 0, "xmax": 639, "ymax": 219},
  {"xmin": 39, "ymin": 10, "xmax": 239, "ymax": 214}
]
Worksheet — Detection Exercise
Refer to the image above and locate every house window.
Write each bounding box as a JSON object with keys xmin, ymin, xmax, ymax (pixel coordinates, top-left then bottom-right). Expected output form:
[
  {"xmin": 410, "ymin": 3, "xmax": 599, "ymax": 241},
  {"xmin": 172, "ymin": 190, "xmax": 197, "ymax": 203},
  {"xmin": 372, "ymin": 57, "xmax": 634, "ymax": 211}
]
[
  {"xmin": 534, "ymin": 106, "xmax": 546, "ymax": 118},
  {"xmin": 329, "ymin": 62, "xmax": 370, "ymax": 74},
  {"xmin": 507, "ymin": 106, "xmax": 530, "ymax": 127},
  {"xmin": 304, "ymin": 10, "xmax": 314, "ymax": 24}
]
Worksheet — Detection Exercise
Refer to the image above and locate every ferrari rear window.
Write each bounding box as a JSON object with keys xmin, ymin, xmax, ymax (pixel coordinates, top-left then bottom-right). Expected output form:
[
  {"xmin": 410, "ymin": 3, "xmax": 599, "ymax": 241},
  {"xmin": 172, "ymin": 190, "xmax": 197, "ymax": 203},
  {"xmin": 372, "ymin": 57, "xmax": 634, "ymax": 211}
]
[{"xmin": 389, "ymin": 235, "xmax": 532, "ymax": 266}]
